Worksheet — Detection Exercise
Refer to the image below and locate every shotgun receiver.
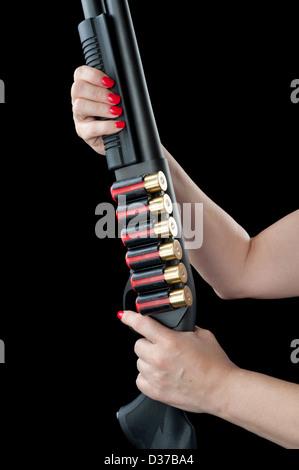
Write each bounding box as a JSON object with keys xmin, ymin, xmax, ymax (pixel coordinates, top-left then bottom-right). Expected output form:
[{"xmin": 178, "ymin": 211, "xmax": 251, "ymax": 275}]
[{"xmin": 78, "ymin": 0, "xmax": 197, "ymax": 449}]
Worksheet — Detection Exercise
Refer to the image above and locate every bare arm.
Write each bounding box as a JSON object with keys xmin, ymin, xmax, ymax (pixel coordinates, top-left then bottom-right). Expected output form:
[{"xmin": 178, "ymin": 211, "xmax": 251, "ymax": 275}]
[
  {"xmin": 163, "ymin": 147, "xmax": 299, "ymax": 299},
  {"xmin": 220, "ymin": 368, "xmax": 299, "ymax": 448},
  {"xmin": 120, "ymin": 311, "xmax": 299, "ymax": 449}
]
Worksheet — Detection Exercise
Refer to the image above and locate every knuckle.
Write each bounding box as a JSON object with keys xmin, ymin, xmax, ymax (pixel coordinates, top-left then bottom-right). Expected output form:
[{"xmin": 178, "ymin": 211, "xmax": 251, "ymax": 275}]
[
  {"xmin": 202, "ymin": 329, "xmax": 216, "ymax": 342},
  {"xmin": 136, "ymin": 374, "xmax": 141, "ymax": 389},
  {"xmin": 163, "ymin": 332, "xmax": 179, "ymax": 351},
  {"xmin": 134, "ymin": 339, "xmax": 141, "ymax": 356},
  {"xmin": 136, "ymin": 374, "xmax": 161, "ymax": 402},
  {"xmin": 136, "ymin": 373, "xmax": 144, "ymax": 391},
  {"xmin": 70, "ymin": 82, "xmax": 76, "ymax": 100},
  {"xmin": 71, "ymin": 80, "xmax": 84, "ymax": 99},
  {"xmin": 94, "ymin": 86, "xmax": 106, "ymax": 103},
  {"xmin": 74, "ymin": 65, "xmax": 103, "ymax": 87},
  {"xmin": 74, "ymin": 122, "xmax": 84, "ymax": 139},
  {"xmin": 72, "ymin": 98, "xmax": 84, "ymax": 115},
  {"xmin": 97, "ymin": 101, "xmax": 110, "ymax": 117},
  {"xmin": 132, "ymin": 315, "xmax": 144, "ymax": 334},
  {"xmin": 73, "ymin": 66, "xmax": 84, "ymax": 81},
  {"xmin": 100, "ymin": 120, "xmax": 116, "ymax": 135},
  {"xmin": 150, "ymin": 386, "xmax": 164, "ymax": 403},
  {"xmin": 73, "ymin": 65, "xmax": 89, "ymax": 81},
  {"xmin": 136, "ymin": 358, "xmax": 143, "ymax": 373},
  {"xmin": 152, "ymin": 351, "xmax": 165, "ymax": 370}
]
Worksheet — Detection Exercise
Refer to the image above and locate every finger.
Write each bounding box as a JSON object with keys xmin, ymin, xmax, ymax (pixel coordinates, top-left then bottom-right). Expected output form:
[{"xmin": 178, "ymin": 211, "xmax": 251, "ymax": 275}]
[
  {"xmin": 136, "ymin": 372, "xmax": 149, "ymax": 395},
  {"xmin": 74, "ymin": 65, "xmax": 114, "ymax": 88},
  {"xmin": 73, "ymin": 98, "xmax": 123, "ymax": 121},
  {"xmin": 136, "ymin": 373, "xmax": 162, "ymax": 403},
  {"xmin": 134, "ymin": 337, "xmax": 152, "ymax": 361},
  {"xmin": 71, "ymin": 80, "xmax": 121, "ymax": 107},
  {"xmin": 136, "ymin": 357, "xmax": 153, "ymax": 379},
  {"xmin": 75, "ymin": 119, "xmax": 126, "ymax": 143},
  {"xmin": 120, "ymin": 310, "xmax": 169, "ymax": 344}
]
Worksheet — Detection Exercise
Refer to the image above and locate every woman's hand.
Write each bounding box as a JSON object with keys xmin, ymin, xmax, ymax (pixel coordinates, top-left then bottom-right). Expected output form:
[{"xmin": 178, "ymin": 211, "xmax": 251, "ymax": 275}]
[
  {"xmin": 118, "ymin": 310, "xmax": 237, "ymax": 414},
  {"xmin": 71, "ymin": 65, "xmax": 126, "ymax": 155}
]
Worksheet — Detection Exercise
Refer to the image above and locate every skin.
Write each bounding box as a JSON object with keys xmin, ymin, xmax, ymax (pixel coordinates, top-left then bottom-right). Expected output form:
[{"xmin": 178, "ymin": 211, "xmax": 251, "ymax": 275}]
[
  {"xmin": 119, "ymin": 310, "xmax": 299, "ymax": 449},
  {"xmin": 71, "ymin": 65, "xmax": 299, "ymax": 448},
  {"xmin": 72, "ymin": 65, "xmax": 126, "ymax": 154},
  {"xmin": 162, "ymin": 148, "xmax": 299, "ymax": 300}
]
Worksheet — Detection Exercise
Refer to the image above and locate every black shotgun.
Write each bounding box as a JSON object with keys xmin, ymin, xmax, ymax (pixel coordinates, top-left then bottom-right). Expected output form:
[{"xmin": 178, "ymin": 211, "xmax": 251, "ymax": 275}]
[{"xmin": 78, "ymin": 0, "xmax": 197, "ymax": 449}]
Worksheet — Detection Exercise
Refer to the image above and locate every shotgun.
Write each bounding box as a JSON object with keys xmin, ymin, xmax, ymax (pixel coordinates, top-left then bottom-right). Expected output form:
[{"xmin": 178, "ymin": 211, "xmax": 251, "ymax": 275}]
[{"xmin": 78, "ymin": 0, "xmax": 197, "ymax": 449}]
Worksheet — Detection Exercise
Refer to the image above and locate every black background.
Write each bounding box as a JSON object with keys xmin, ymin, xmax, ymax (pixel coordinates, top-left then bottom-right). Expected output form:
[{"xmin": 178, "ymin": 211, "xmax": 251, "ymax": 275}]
[{"xmin": 0, "ymin": 0, "xmax": 298, "ymax": 461}]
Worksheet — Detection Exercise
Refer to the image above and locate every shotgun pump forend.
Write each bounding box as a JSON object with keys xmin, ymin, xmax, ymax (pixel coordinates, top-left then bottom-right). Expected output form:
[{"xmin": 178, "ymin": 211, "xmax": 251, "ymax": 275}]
[{"xmin": 78, "ymin": 0, "xmax": 198, "ymax": 449}]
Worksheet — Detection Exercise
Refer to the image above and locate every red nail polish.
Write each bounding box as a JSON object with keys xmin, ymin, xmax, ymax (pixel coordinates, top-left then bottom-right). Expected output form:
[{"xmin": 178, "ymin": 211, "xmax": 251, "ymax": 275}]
[
  {"xmin": 110, "ymin": 106, "xmax": 123, "ymax": 116},
  {"xmin": 102, "ymin": 76, "xmax": 114, "ymax": 88},
  {"xmin": 115, "ymin": 121, "xmax": 126, "ymax": 129},
  {"xmin": 117, "ymin": 311, "xmax": 124, "ymax": 320},
  {"xmin": 108, "ymin": 93, "xmax": 121, "ymax": 105}
]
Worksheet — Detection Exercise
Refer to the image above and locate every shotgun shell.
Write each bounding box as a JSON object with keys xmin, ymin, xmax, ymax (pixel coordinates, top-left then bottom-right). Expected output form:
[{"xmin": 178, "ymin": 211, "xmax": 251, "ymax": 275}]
[
  {"xmin": 116, "ymin": 194, "xmax": 173, "ymax": 222},
  {"xmin": 154, "ymin": 217, "xmax": 178, "ymax": 238},
  {"xmin": 111, "ymin": 171, "xmax": 167, "ymax": 202},
  {"xmin": 111, "ymin": 176, "xmax": 144, "ymax": 202},
  {"xmin": 121, "ymin": 217, "xmax": 178, "ymax": 248},
  {"xmin": 164, "ymin": 263, "xmax": 188, "ymax": 285},
  {"xmin": 136, "ymin": 286, "xmax": 193, "ymax": 315},
  {"xmin": 159, "ymin": 240, "xmax": 183, "ymax": 262},
  {"xmin": 126, "ymin": 242, "xmax": 162, "ymax": 269},
  {"xmin": 116, "ymin": 197, "xmax": 149, "ymax": 222},
  {"xmin": 143, "ymin": 171, "xmax": 167, "ymax": 193},
  {"xmin": 125, "ymin": 240, "xmax": 183, "ymax": 270},
  {"xmin": 148, "ymin": 194, "xmax": 172, "ymax": 215},
  {"xmin": 131, "ymin": 263, "xmax": 188, "ymax": 293},
  {"xmin": 169, "ymin": 286, "xmax": 193, "ymax": 308}
]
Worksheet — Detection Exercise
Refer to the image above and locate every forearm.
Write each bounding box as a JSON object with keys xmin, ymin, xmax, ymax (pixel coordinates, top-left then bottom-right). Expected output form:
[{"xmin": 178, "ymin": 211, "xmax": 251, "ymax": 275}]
[
  {"xmin": 163, "ymin": 146, "xmax": 251, "ymax": 298},
  {"xmin": 214, "ymin": 368, "xmax": 299, "ymax": 448},
  {"xmin": 163, "ymin": 147, "xmax": 299, "ymax": 299}
]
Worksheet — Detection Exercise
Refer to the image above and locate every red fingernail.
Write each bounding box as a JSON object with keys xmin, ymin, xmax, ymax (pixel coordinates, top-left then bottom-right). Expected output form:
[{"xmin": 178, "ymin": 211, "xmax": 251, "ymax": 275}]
[
  {"xmin": 110, "ymin": 106, "xmax": 123, "ymax": 116},
  {"xmin": 117, "ymin": 311, "xmax": 124, "ymax": 320},
  {"xmin": 102, "ymin": 76, "xmax": 115, "ymax": 88},
  {"xmin": 108, "ymin": 93, "xmax": 121, "ymax": 105},
  {"xmin": 115, "ymin": 121, "xmax": 126, "ymax": 129}
]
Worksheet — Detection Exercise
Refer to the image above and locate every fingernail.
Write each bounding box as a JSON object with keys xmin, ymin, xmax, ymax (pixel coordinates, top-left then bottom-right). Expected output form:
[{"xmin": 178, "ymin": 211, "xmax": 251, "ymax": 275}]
[
  {"xmin": 110, "ymin": 106, "xmax": 123, "ymax": 116},
  {"xmin": 102, "ymin": 76, "xmax": 115, "ymax": 88},
  {"xmin": 115, "ymin": 121, "xmax": 126, "ymax": 129},
  {"xmin": 117, "ymin": 311, "xmax": 124, "ymax": 320},
  {"xmin": 108, "ymin": 93, "xmax": 121, "ymax": 105}
]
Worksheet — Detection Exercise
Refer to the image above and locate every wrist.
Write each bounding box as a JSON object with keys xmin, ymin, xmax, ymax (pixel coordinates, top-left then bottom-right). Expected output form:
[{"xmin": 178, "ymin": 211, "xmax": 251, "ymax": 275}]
[{"xmin": 205, "ymin": 365, "xmax": 241, "ymax": 419}]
